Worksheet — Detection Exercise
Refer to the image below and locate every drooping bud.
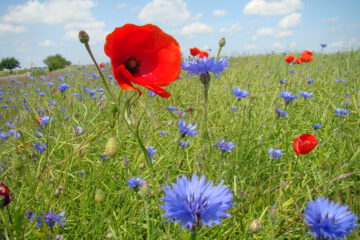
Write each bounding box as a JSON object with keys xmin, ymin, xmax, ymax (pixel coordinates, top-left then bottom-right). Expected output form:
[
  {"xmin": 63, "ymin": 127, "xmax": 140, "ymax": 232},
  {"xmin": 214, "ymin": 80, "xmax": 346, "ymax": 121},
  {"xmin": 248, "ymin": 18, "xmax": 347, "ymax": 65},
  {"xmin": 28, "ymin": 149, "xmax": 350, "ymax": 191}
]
[
  {"xmin": 219, "ymin": 37, "xmax": 226, "ymax": 48},
  {"xmin": 249, "ymin": 220, "xmax": 261, "ymax": 233},
  {"xmin": 0, "ymin": 182, "xmax": 12, "ymax": 208},
  {"xmin": 78, "ymin": 30, "xmax": 89, "ymax": 44},
  {"xmin": 95, "ymin": 188, "xmax": 106, "ymax": 203},
  {"xmin": 105, "ymin": 138, "xmax": 118, "ymax": 157}
]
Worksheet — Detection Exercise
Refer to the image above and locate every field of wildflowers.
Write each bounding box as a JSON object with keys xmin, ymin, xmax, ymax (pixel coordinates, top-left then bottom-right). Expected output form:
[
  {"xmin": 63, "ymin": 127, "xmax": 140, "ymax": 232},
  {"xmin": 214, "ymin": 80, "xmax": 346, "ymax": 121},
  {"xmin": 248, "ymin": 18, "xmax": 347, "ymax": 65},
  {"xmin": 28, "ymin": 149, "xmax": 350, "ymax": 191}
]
[{"xmin": 0, "ymin": 25, "xmax": 359, "ymax": 239}]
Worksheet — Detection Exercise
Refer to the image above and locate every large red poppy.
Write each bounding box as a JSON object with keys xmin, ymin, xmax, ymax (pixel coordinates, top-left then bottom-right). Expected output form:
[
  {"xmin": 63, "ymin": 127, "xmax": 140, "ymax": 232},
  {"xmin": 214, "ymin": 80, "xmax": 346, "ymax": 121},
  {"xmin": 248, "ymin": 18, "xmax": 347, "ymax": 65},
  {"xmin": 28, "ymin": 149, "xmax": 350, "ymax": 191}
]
[
  {"xmin": 104, "ymin": 24, "xmax": 181, "ymax": 98},
  {"xmin": 0, "ymin": 182, "xmax": 12, "ymax": 208},
  {"xmin": 293, "ymin": 134, "xmax": 318, "ymax": 155},
  {"xmin": 285, "ymin": 54, "xmax": 295, "ymax": 63}
]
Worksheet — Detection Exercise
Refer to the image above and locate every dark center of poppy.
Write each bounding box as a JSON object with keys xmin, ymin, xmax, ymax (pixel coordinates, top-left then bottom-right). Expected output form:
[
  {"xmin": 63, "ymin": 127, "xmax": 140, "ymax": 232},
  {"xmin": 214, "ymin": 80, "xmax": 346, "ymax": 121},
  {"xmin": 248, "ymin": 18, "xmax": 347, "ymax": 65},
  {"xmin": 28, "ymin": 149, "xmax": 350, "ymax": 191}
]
[{"xmin": 124, "ymin": 57, "xmax": 140, "ymax": 74}]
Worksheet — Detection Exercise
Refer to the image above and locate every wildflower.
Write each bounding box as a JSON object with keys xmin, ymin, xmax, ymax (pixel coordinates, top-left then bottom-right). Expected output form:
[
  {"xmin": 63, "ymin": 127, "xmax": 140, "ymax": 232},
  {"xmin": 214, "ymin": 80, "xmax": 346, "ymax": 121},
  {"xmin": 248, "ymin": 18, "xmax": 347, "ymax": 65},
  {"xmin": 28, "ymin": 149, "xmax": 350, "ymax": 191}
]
[
  {"xmin": 231, "ymin": 106, "xmax": 237, "ymax": 111},
  {"xmin": 289, "ymin": 70, "xmax": 295, "ymax": 74},
  {"xmin": 5, "ymin": 121, "xmax": 15, "ymax": 127},
  {"xmin": 49, "ymin": 100, "xmax": 56, "ymax": 106},
  {"xmin": 104, "ymin": 24, "xmax": 181, "ymax": 98},
  {"xmin": 313, "ymin": 123, "xmax": 322, "ymax": 130},
  {"xmin": 268, "ymin": 148, "xmax": 283, "ymax": 159},
  {"xmin": 0, "ymin": 182, "xmax": 12, "ymax": 208},
  {"xmin": 304, "ymin": 197, "xmax": 358, "ymax": 239},
  {"xmin": 34, "ymin": 142, "xmax": 46, "ymax": 153},
  {"xmin": 307, "ymin": 77, "xmax": 315, "ymax": 84},
  {"xmin": 199, "ymin": 51, "xmax": 209, "ymax": 58},
  {"xmin": 320, "ymin": 43, "xmax": 327, "ymax": 48},
  {"xmin": 148, "ymin": 90, "xmax": 158, "ymax": 96},
  {"xmin": 127, "ymin": 177, "xmax": 145, "ymax": 189},
  {"xmin": 0, "ymin": 132, "xmax": 8, "ymax": 140},
  {"xmin": 160, "ymin": 174, "xmax": 234, "ymax": 230},
  {"xmin": 293, "ymin": 134, "xmax": 318, "ymax": 155},
  {"xmin": 334, "ymin": 108, "xmax": 350, "ymax": 116},
  {"xmin": 179, "ymin": 120, "xmax": 199, "ymax": 137},
  {"xmin": 147, "ymin": 146, "xmax": 157, "ymax": 162},
  {"xmin": 39, "ymin": 92, "xmax": 45, "ymax": 97},
  {"xmin": 299, "ymin": 91, "xmax": 314, "ymax": 99},
  {"xmin": 285, "ymin": 55, "xmax": 295, "ymax": 63},
  {"xmin": 190, "ymin": 47, "xmax": 201, "ymax": 56},
  {"xmin": 57, "ymin": 84, "xmax": 70, "ymax": 92},
  {"xmin": 43, "ymin": 211, "xmax": 66, "ymax": 227},
  {"xmin": 232, "ymin": 88, "xmax": 249, "ymax": 99},
  {"xmin": 75, "ymin": 125, "xmax": 84, "ymax": 135},
  {"xmin": 9, "ymin": 129, "xmax": 21, "ymax": 138},
  {"xmin": 295, "ymin": 57, "xmax": 303, "ymax": 64},
  {"xmin": 38, "ymin": 115, "xmax": 50, "ymax": 126},
  {"xmin": 279, "ymin": 90, "xmax": 297, "ymax": 103},
  {"xmin": 159, "ymin": 130, "xmax": 166, "ymax": 136},
  {"xmin": 166, "ymin": 106, "xmax": 176, "ymax": 111},
  {"xmin": 334, "ymin": 78, "xmax": 346, "ymax": 83},
  {"xmin": 301, "ymin": 50, "xmax": 314, "ymax": 62},
  {"xmin": 279, "ymin": 79, "xmax": 287, "ymax": 84},
  {"xmin": 214, "ymin": 139, "xmax": 236, "ymax": 152},
  {"xmin": 178, "ymin": 140, "xmax": 190, "ymax": 149},
  {"xmin": 99, "ymin": 63, "xmax": 105, "ymax": 69},
  {"xmin": 86, "ymin": 89, "xmax": 96, "ymax": 96},
  {"xmin": 182, "ymin": 57, "xmax": 228, "ymax": 78}
]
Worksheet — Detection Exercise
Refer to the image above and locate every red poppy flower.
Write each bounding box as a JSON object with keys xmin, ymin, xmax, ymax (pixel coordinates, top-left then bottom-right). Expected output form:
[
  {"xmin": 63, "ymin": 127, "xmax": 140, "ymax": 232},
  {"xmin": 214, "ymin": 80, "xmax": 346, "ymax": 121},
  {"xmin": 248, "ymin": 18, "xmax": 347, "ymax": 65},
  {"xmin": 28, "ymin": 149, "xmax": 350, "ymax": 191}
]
[
  {"xmin": 295, "ymin": 57, "xmax": 303, "ymax": 64},
  {"xmin": 99, "ymin": 63, "xmax": 105, "ymax": 69},
  {"xmin": 198, "ymin": 51, "xmax": 209, "ymax": 58},
  {"xmin": 301, "ymin": 50, "xmax": 313, "ymax": 62},
  {"xmin": 285, "ymin": 54, "xmax": 295, "ymax": 63},
  {"xmin": 190, "ymin": 47, "xmax": 200, "ymax": 56},
  {"xmin": 104, "ymin": 24, "xmax": 181, "ymax": 98},
  {"xmin": 0, "ymin": 183, "xmax": 12, "ymax": 208},
  {"xmin": 293, "ymin": 134, "xmax": 318, "ymax": 155}
]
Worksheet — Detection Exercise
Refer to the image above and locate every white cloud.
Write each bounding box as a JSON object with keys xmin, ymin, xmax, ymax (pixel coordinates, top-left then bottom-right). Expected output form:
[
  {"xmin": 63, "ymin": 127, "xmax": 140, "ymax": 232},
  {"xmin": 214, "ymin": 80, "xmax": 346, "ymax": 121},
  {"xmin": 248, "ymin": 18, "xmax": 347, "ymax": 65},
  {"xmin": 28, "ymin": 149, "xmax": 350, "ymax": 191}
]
[
  {"xmin": 243, "ymin": 0, "xmax": 303, "ymax": 16},
  {"xmin": 278, "ymin": 13, "xmax": 301, "ymax": 29},
  {"xmin": 274, "ymin": 30, "xmax": 293, "ymax": 38},
  {"xmin": 273, "ymin": 42, "xmax": 282, "ymax": 48},
  {"xmin": 256, "ymin": 27, "xmax": 274, "ymax": 36},
  {"xmin": 288, "ymin": 42, "xmax": 297, "ymax": 48},
  {"xmin": 138, "ymin": 0, "xmax": 192, "ymax": 26},
  {"xmin": 329, "ymin": 38, "xmax": 360, "ymax": 49},
  {"xmin": 220, "ymin": 22, "xmax": 242, "ymax": 35},
  {"xmin": 180, "ymin": 22, "xmax": 213, "ymax": 36},
  {"xmin": 117, "ymin": 2, "xmax": 127, "ymax": 9},
  {"xmin": 39, "ymin": 40, "xmax": 56, "ymax": 47},
  {"xmin": 0, "ymin": 23, "xmax": 26, "ymax": 35},
  {"xmin": 213, "ymin": 9, "xmax": 228, "ymax": 17},
  {"xmin": 251, "ymin": 36, "xmax": 258, "ymax": 41},
  {"xmin": 330, "ymin": 24, "xmax": 360, "ymax": 32},
  {"xmin": 243, "ymin": 44, "xmax": 256, "ymax": 50},
  {"xmin": 321, "ymin": 16, "xmax": 339, "ymax": 23}
]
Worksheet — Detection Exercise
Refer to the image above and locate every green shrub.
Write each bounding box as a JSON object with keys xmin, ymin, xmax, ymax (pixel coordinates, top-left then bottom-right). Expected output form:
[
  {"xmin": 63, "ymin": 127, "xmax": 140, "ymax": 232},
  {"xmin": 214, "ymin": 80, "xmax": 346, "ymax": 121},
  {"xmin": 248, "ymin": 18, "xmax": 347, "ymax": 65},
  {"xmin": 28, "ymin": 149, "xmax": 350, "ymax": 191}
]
[{"xmin": 43, "ymin": 54, "xmax": 71, "ymax": 71}]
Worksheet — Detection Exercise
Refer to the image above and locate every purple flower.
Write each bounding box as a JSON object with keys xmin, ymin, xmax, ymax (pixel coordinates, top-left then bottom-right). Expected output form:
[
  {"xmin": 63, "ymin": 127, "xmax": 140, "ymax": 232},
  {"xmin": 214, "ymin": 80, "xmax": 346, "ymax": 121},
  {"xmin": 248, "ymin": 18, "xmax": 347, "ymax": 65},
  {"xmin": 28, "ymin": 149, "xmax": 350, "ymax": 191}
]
[
  {"xmin": 232, "ymin": 88, "xmax": 249, "ymax": 99},
  {"xmin": 214, "ymin": 139, "xmax": 236, "ymax": 152},
  {"xmin": 182, "ymin": 57, "xmax": 228, "ymax": 77},
  {"xmin": 159, "ymin": 130, "xmax": 166, "ymax": 136},
  {"xmin": 75, "ymin": 125, "xmax": 84, "ymax": 135},
  {"xmin": 147, "ymin": 146, "xmax": 157, "ymax": 162},
  {"xmin": 231, "ymin": 106, "xmax": 237, "ymax": 111},
  {"xmin": 320, "ymin": 43, "xmax": 327, "ymax": 48},
  {"xmin": 5, "ymin": 121, "xmax": 15, "ymax": 128},
  {"xmin": 148, "ymin": 90, "xmax": 158, "ymax": 97},
  {"xmin": 57, "ymin": 84, "xmax": 70, "ymax": 92},
  {"xmin": 9, "ymin": 129, "xmax": 21, "ymax": 138},
  {"xmin": 304, "ymin": 197, "xmax": 358, "ymax": 239},
  {"xmin": 279, "ymin": 90, "xmax": 297, "ymax": 103},
  {"xmin": 275, "ymin": 107, "xmax": 288, "ymax": 117},
  {"xmin": 127, "ymin": 177, "xmax": 145, "ymax": 189},
  {"xmin": 313, "ymin": 123, "xmax": 322, "ymax": 130},
  {"xmin": 166, "ymin": 106, "xmax": 176, "ymax": 111},
  {"xmin": 178, "ymin": 140, "xmax": 190, "ymax": 149},
  {"xmin": 268, "ymin": 148, "xmax": 283, "ymax": 159},
  {"xmin": 0, "ymin": 132, "xmax": 8, "ymax": 140},
  {"xmin": 334, "ymin": 108, "xmax": 350, "ymax": 116},
  {"xmin": 299, "ymin": 91, "xmax": 314, "ymax": 99},
  {"xmin": 160, "ymin": 174, "xmax": 234, "ymax": 230},
  {"xmin": 179, "ymin": 120, "xmax": 198, "ymax": 137},
  {"xmin": 44, "ymin": 211, "xmax": 66, "ymax": 227},
  {"xmin": 34, "ymin": 142, "xmax": 46, "ymax": 153},
  {"xmin": 39, "ymin": 115, "xmax": 50, "ymax": 126},
  {"xmin": 289, "ymin": 70, "xmax": 295, "ymax": 74}
]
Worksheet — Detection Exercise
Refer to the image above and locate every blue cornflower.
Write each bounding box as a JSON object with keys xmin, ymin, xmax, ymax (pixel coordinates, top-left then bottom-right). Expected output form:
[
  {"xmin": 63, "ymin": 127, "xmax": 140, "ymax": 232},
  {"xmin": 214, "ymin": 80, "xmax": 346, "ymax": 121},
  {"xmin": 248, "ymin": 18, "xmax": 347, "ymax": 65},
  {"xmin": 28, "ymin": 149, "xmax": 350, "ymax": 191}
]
[
  {"xmin": 148, "ymin": 90, "xmax": 158, "ymax": 96},
  {"xmin": 39, "ymin": 115, "xmax": 50, "ymax": 126},
  {"xmin": 179, "ymin": 120, "xmax": 198, "ymax": 137},
  {"xmin": 159, "ymin": 130, "xmax": 166, "ymax": 136},
  {"xmin": 49, "ymin": 100, "xmax": 56, "ymax": 106},
  {"xmin": 147, "ymin": 146, "xmax": 157, "ymax": 162},
  {"xmin": 44, "ymin": 211, "xmax": 66, "ymax": 227},
  {"xmin": 46, "ymin": 81, "xmax": 54, "ymax": 87},
  {"xmin": 289, "ymin": 70, "xmax": 295, "ymax": 74},
  {"xmin": 232, "ymin": 88, "xmax": 249, "ymax": 99},
  {"xmin": 334, "ymin": 108, "xmax": 350, "ymax": 116},
  {"xmin": 181, "ymin": 57, "xmax": 228, "ymax": 77},
  {"xmin": 1, "ymin": 105, "xmax": 9, "ymax": 108},
  {"xmin": 178, "ymin": 140, "xmax": 190, "ymax": 149},
  {"xmin": 279, "ymin": 79, "xmax": 287, "ymax": 84},
  {"xmin": 307, "ymin": 77, "xmax": 315, "ymax": 84},
  {"xmin": 57, "ymin": 84, "xmax": 70, "ymax": 92},
  {"xmin": 160, "ymin": 174, "xmax": 234, "ymax": 230},
  {"xmin": 214, "ymin": 139, "xmax": 236, "ymax": 153},
  {"xmin": 231, "ymin": 106, "xmax": 237, "ymax": 111},
  {"xmin": 279, "ymin": 90, "xmax": 297, "ymax": 103},
  {"xmin": 75, "ymin": 125, "xmax": 84, "ymax": 135},
  {"xmin": 275, "ymin": 107, "xmax": 288, "ymax": 117},
  {"xmin": 127, "ymin": 177, "xmax": 145, "ymax": 189},
  {"xmin": 299, "ymin": 91, "xmax": 314, "ymax": 99},
  {"xmin": 86, "ymin": 89, "xmax": 96, "ymax": 96},
  {"xmin": 0, "ymin": 132, "xmax": 8, "ymax": 140},
  {"xmin": 268, "ymin": 148, "xmax": 283, "ymax": 159},
  {"xmin": 334, "ymin": 79, "xmax": 346, "ymax": 83},
  {"xmin": 34, "ymin": 142, "xmax": 46, "ymax": 153},
  {"xmin": 313, "ymin": 123, "xmax": 322, "ymax": 130},
  {"xmin": 320, "ymin": 43, "xmax": 327, "ymax": 48},
  {"xmin": 39, "ymin": 92, "xmax": 45, "ymax": 97},
  {"xmin": 166, "ymin": 106, "xmax": 176, "ymax": 111},
  {"xmin": 35, "ymin": 88, "xmax": 41, "ymax": 92},
  {"xmin": 9, "ymin": 129, "xmax": 21, "ymax": 138},
  {"xmin": 5, "ymin": 120, "xmax": 15, "ymax": 127},
  {"xmin": 304, "ymin": 197, "xmax": 358, "ymax": 239}
]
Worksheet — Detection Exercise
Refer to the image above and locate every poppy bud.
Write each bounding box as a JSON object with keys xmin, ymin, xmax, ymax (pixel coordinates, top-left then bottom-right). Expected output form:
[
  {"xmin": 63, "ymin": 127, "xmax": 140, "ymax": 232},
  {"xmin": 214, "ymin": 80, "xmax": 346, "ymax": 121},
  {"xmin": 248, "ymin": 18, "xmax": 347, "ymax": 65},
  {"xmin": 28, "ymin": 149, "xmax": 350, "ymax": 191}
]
[
  {"xmin": 0, "ymin": 183, "xmax": 12, "ymax": 208},
  {"xmin": 95, "ymin": 188, "xmax": 106, "ymax": 202},
  {"xmin": 249, "ymin": 220, "xmax": 261, "ymax": 233},
  {"xmin": 78, "ymin": 30, "xmax": 89, "ymax": 44},
  {"xmin": 219, "ymin": 37, "xmax": 226, "ymax": 48},
  {"xmin": 105, "ymin": 138, "xmax": 118, "ymax": 157}
]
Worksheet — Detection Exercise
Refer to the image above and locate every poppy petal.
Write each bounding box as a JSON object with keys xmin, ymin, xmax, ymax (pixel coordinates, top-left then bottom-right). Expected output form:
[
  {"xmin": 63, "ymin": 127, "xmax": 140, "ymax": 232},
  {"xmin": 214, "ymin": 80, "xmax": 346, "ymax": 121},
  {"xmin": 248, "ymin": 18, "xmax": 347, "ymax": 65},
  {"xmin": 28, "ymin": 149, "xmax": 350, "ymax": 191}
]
[{"xmin": 114, "ymin": 65, "xmax": 142, "ymax": 95}]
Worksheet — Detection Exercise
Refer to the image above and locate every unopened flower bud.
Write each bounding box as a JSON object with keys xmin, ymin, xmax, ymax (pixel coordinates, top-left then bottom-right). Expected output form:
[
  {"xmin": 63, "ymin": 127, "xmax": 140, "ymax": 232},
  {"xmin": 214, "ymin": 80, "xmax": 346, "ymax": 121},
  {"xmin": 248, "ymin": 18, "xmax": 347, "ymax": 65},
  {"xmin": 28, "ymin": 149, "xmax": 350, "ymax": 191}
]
[
  {"xmin": 95, "ymin": 188, "xmax": 106, "ymax": 203},
  {"xmin": 138, "ymin": 162, "xmax": 145, "ymax": 168},
  {"xmin": 0, "ymin": 183, "xmax": 12, "ymax": 208},
  {"xmin": 249, "ymin": 220, "xmax": 261, "ymax": 233},
  {"xmin": 219, "ymin": 37, "xmax": 226, "ymax": 48},
  {"xmin": 105, "ymin": 138, "xmax": 118, "ymax": 157},
  {"xmin": 54, "ymin": 186, "xmax": 65, "ymax": 197},
  {"xmin": 122, "ymin": 156, "xmax": 129, "ymax": 168},
  {"xmin": 78, "ymin": 30, "xmax": 89, "ymax": 44},
  {"xmin": 138, "ymin": 182, "xmax": 150, "ymax": 198}
]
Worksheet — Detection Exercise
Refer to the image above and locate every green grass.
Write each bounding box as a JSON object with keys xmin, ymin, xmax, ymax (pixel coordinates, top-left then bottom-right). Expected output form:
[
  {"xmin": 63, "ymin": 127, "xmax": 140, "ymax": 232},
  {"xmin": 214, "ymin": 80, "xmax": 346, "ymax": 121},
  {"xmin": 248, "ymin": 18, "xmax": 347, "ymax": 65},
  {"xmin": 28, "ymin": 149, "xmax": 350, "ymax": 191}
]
[{"xmin": 0, "ymin": 51, "xmax": 359, "ymax": 239}]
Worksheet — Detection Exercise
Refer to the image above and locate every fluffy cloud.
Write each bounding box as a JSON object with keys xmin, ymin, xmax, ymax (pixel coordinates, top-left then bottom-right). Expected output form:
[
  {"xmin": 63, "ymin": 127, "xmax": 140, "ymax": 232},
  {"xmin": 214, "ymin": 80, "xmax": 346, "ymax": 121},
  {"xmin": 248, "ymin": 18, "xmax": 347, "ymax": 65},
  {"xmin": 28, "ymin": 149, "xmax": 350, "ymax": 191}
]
[
  {"xmin": 138, "ymin": 0, "xmax": 192, "ymax": 26},
  {"xmin": 180, "ymin": 22, "xmax": 213, "ymax": 36},
  {"xmin": 274, "ymin": 30, "xmax": 293, "ymax": 38},
  {"xmin": 243, "ymin": 0, "xmax": 303, "ymax": 16},
  {"xmin": 278, "ymin": 13, "xmax": 301, "ymax": 29},
  {"xmin": 39, "ymin": 40, "xmax": 55, "ymax": 47},
  {"xmin": 220, "ymin": 22, "xmax": 242, "ymax": 35},
  {"xmin": 256, "ymin": 27, "xmax": 274, "ymax": 36},
  {"xmin": 243, "ymin": 44, "xmax": 256, "ymax": 50},
  {"xmin": 213, "ymin": 10, "xmax": 228, "ymax": 17},
  {"xmin": 273, "ymin": 42, "xmax": 282, "ymax": 48},
  {"xmin": 0, "ymin": 23, "xmax": 26, "ymax": 35}
]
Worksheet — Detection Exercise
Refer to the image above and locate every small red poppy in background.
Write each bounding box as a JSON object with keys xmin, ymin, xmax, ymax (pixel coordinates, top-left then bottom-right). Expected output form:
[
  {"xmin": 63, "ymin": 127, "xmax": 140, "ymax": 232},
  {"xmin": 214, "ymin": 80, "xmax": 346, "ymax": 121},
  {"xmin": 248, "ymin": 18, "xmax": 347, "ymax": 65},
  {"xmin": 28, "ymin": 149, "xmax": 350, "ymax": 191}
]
[
  {"xmin": 301, "ymin": 50, "xmax": 314, "ymax": 62},
  {"xmin": 0, "ymin": 182, "xmax": 12, "ymax": 208},
  {"xmin": 99, "ymin": 63, "xmax": 105, "ymax": 69},
  {"xmin": 104, "ymin": 24, "xmax": 181, "ymax": 98},
  {"xmin": 285, "ymin": 55, "xmax": 295, "ymax": 63},
  {"xmin": 293, "ymin": 134, "xmax": 318, "ymax": 155},
  {"xmin": 295, "ymin": 57, "xmax": 303, "ymax": 64},
  {"xmin": 198, "ymin": 51, "xmax": 209, "ymax": 58},
  {"xmin": 190, "ymin": 47, "xmax": 200, "ymax": 56}
]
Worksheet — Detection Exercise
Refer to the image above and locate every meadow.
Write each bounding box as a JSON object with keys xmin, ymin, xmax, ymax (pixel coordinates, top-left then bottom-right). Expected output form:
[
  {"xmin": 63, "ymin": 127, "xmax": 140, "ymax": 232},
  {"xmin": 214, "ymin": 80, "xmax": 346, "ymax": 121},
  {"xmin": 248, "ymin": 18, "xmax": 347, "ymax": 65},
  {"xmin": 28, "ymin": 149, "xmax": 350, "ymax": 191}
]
[{"xmin": 0, "ymin": 50, "xmax": 359, "ymax": 239}]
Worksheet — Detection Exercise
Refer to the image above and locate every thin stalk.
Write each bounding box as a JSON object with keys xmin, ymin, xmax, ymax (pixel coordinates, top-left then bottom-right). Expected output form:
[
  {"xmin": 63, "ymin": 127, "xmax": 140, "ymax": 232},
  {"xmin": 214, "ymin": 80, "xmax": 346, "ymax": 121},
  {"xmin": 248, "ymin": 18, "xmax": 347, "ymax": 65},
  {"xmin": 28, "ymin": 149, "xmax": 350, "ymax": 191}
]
[{"xmin": 190, "ymin": 228, "xmax": 197, "ymax": 240}]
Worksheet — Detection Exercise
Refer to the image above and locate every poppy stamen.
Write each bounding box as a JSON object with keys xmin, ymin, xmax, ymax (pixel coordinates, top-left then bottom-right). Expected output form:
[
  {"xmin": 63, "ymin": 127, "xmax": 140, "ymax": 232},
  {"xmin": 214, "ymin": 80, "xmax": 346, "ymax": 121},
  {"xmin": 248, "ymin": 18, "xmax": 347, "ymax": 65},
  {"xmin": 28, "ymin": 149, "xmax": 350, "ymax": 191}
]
[{"xmin": 124, "ymin": 57, "xmax": 140, "ymax": 74}]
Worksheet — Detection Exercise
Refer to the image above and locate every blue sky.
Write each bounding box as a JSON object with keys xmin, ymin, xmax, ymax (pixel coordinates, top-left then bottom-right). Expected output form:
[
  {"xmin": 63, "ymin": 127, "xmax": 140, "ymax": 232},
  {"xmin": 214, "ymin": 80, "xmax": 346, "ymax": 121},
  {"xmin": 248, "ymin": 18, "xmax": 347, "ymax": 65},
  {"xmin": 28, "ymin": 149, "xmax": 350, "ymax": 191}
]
[{"xmin": 0, "ymin": 0, "xmax": 359, "ymax": 68}]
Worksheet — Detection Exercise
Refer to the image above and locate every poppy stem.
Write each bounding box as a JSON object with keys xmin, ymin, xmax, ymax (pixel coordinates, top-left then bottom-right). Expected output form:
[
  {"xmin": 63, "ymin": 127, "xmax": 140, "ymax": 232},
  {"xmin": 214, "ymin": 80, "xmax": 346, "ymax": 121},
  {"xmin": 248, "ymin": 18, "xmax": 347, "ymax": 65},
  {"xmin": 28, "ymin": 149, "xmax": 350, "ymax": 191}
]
[{"xmin": 6, "ymin": 207, "xmax": 13, "ymax": 225}]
